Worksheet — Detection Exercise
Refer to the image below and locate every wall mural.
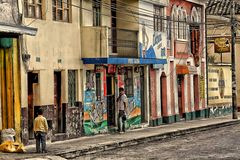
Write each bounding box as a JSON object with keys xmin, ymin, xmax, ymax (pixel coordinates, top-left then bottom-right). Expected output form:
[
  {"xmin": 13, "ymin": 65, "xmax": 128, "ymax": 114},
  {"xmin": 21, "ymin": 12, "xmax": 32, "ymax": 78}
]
[
  {"xmin": 140, "ymin": 25, "xmax": 167, "ymax": 60},
  {"xmin": 118, "ymin": 73, "xmax": 141, "ymax": 129},
  {"xmin": 83, "ymin": 71, "xmax": 107, "ymax": 135}
]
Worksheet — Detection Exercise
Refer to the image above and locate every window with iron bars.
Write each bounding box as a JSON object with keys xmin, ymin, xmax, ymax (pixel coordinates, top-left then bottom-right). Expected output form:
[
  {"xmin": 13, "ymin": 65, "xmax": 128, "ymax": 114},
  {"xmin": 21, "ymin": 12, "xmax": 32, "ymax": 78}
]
[
  {"xmin": 68, "ymin": 70, "xmax": 76, "ymax": 107},
  {"xmin": 124, "ymin": 67, "xmax": 133, "ymax": 97},
  {"xmin": 52, "ymin": 0, "xmax": 71, "ymax": 22},
  {"xmin": 93, "ymin": 0, "xmax": 101, "ymax": 26},
  {"xmin": 154, "ymin": 5, "xmax": 165, "ymax": 32},
  {"xmin": 24, "ymin": 0, "xmax": 43, "ymax": 19},
  {"xmin": 96, "ymin": 73, "xmax": 101, "ymax": 101}
]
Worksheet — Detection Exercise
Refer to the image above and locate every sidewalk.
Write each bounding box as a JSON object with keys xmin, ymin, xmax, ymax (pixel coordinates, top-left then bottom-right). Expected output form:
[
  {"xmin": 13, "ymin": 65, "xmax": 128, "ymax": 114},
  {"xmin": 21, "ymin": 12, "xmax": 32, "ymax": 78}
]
[{"xmin": 0, "ymin": 115, "xmax": 240, "ymax": 160}]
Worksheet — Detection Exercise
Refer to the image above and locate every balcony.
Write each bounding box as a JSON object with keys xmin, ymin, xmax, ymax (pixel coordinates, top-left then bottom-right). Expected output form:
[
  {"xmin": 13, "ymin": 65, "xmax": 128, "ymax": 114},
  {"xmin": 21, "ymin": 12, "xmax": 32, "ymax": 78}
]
[{"xmin": 81, "ymin": 26, "xmax": 138, "ymax": 59}]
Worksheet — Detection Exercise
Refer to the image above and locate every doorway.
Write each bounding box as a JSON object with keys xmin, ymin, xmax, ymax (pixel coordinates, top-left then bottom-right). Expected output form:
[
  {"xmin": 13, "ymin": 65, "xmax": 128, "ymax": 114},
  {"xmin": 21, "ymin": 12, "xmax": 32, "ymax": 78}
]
[
  {"xmin": 28, "ymin": 72, "xmax": 38, "ymax": 139},
  {"xmin": 54, "ymin": 72, "xmax": 66, "ymax": 133},
  {"xmin": 107, "ymin": 75, "xmax": 115, "ymax": 127},
  {"xmin": 140, "ymin": 67, "xmax": 145, "ymax": 123},
  {"xmin": 177, "ymin": 75, "xmax": 185, "ymax": 118},
  {"xmin": 160, "ymin": 72, "xmax": 167, "ymax": 117}
]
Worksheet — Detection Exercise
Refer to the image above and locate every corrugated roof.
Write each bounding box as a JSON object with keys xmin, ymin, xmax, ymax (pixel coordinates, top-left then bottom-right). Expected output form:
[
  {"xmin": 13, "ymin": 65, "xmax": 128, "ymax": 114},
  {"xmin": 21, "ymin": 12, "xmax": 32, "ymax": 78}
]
[{"xmin": 206, "ymin": 0, "xmax": 240, "ymax": 16}]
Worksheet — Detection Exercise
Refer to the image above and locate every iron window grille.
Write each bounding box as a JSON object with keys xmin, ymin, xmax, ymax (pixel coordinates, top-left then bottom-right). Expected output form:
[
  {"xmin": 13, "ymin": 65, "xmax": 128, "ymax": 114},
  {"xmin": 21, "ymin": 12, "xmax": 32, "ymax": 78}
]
[
  {"xmin": 154, "ymin": 5, "xmax": 165, "ymax": 32},
  {"xmin": 52, "ymin": 0, "xmax": 71, "ymax": 22},
  {"xmin": 24, "ymin": 0, "xmax": 43, "ymax": 19},
  {"xmin": 124, "ymin": 67, "xmax": 133, "ymax": 97},
  {"xmin": 68, "ymin": 70, "xmax": 76, "ymax": 107},
  {"xmin": 93, "ymin": 0, "xmax": 101, "ymax": 26}
]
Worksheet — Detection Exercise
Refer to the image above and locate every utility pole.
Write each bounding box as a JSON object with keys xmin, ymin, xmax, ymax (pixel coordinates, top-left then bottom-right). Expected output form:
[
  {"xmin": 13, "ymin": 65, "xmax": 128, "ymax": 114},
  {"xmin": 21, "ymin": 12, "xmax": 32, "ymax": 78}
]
[{"xmin": 231, "ymin": 0, "xmax": 238, "ymax": 119}]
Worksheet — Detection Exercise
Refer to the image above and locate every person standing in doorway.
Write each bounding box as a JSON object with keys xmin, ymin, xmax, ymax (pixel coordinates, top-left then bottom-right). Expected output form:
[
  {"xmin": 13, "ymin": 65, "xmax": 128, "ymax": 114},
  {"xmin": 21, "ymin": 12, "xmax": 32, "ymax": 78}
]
[
  {"xmin": 34, "ymin": 108, "xmax": 48, "ymax": 153},
  {"xmin": 117, "ymin": 87, "xmax": 128, "ymax": 133}
]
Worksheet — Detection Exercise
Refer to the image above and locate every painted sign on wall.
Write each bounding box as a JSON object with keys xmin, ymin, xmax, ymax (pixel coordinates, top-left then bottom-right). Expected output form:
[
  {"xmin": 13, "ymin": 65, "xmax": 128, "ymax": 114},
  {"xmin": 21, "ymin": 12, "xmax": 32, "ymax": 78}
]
[{"xmin": 140, "ymin": 24, "xmax": 167, "ymax": 60}]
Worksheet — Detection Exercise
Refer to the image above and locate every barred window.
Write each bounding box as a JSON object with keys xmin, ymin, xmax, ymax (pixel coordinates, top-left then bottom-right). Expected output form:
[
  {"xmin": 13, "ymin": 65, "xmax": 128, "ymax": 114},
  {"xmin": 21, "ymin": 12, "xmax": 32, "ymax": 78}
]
[
  {"xmin": 52, "ymin": 0, "xmax": 71, "ymax": 22},
  {"xmin": 154, "ymin": 5, "xmax": 164, "ymax": 32},
  {"xmin": 93, "ymin": 0, "xmax": 101, "ymax": 26},
  {"xmin": 96, "ymin": 73, "xmax": 101, "ymax": 101},
  {"xmin": 24, "ymin": 0, "xmax": 43, "ymax": 19},
  {"xmin": 124, "ymin": 67, "xmax": 133, "ymax": 97},
  {"xmin": 68, "ymin": 70, "xmax": 76, "ymax": 106}
]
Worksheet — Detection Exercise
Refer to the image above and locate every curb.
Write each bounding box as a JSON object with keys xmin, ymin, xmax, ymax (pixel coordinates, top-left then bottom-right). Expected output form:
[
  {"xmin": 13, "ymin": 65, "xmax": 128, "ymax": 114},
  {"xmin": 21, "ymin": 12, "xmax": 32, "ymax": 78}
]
[{"xmin": 56, "ymin": 120, "xmax": 240, "ymax": 159}]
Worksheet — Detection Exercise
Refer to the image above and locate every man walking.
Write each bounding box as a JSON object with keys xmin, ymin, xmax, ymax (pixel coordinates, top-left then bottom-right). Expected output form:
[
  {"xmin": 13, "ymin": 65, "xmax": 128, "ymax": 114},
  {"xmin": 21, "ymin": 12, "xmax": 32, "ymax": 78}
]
[
  {"xmin": 117, "ymin": 87, "xmax": 128, "ymax": 133},
  {"xmin": 34, "ymin": 108, "xmax": 48, "ymax": 153}
]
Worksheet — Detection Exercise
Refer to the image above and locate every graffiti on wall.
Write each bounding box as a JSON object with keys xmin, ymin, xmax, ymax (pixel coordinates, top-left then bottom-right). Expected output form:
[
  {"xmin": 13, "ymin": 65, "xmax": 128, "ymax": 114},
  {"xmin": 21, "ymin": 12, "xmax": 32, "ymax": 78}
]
[{"xmin": 83, "ymin": 71, "xmax": 107, "ymax": 135}]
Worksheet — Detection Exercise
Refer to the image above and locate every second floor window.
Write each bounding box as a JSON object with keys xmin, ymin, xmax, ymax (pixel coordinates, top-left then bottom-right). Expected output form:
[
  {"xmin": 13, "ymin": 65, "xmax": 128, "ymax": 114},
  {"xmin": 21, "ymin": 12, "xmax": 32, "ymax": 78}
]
[
  {"xmin": 154, "ymin": 5, "xmax": 164, "ymax": 32},
  {"xmin": 24, "ymin": 0, "xmax": 43, "ymax": 19},
  {"xmin": 190, "ymin": 25, "xmax": 200, "ymax": 54},
  {"xmin": 124, "ymin": 67, "xmax": 133, "ymax": 97},
  {"xmin": 93, "ymin": 0, "xmax": 101, "ymax": 26},
  {"xmin": 52, "ymin": 0, "xmax": 71, "ymax": 22}
]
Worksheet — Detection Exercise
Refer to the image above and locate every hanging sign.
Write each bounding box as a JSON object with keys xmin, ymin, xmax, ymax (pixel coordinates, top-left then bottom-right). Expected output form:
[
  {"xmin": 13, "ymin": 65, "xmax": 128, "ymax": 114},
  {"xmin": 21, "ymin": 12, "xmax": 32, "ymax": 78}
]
[{"xmin": 214, "ymin": 37, "xmax": 230, "ymax": 53}]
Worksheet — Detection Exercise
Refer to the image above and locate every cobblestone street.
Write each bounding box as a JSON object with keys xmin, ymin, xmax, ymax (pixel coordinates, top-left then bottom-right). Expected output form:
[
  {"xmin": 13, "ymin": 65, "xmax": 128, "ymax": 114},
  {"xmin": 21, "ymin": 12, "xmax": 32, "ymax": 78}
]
[{"xmin": 77, "ymin": 124, "xmax": 240, "ymax": 160}]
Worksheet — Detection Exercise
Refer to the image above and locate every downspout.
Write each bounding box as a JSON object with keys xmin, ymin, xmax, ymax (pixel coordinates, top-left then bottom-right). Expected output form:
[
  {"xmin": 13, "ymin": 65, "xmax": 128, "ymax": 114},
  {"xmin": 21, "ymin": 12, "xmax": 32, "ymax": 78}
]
[{"xmin": 205, "ymin": 5, "xmax": 209, "ymax": 116}]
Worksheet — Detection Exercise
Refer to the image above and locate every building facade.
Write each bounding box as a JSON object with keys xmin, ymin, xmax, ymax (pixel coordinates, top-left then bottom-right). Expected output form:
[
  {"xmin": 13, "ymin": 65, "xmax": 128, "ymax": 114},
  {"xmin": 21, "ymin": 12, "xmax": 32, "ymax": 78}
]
[
  {"xmin": 206, "ymin": 0, "xmax": 240, "ymax": 116},
  {"xmin": 163, "ymin": 0, "xmax": 207, "ymax": 123},
  {"xmin": 20, "ymin": 0, "xmax": 82, "ymax": 143},
  {"xmin": 12, "ymin": 0, "xmax": 209, "ymax": 144},
  {"xmin": 0, "ymin": 0, "xmax": 36, "ymax": 142},
  {"xmin": 81, "ymin": 0, "xmax": 167, "ymax": 134}
]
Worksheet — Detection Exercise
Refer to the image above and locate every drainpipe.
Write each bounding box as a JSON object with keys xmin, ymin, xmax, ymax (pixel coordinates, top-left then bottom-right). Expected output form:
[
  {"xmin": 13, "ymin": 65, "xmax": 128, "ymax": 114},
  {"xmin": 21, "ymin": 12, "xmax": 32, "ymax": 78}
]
[{"xmin": 205, "ymin": 5, "xmax": 209, "ymax": 114}]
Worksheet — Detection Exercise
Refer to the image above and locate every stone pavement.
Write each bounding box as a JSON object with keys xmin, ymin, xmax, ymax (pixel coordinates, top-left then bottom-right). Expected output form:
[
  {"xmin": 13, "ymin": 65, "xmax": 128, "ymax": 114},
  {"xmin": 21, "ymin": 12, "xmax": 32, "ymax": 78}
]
[{"xmin": 0, "ymin": 115, "xmax": 240, "ymax": 160}]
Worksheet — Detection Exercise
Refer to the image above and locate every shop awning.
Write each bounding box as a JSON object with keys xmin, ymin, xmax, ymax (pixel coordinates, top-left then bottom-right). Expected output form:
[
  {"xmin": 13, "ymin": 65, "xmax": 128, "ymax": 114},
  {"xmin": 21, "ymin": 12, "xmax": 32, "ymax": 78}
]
[
  {"xmin": 0, "ymin": 22, "xmax": 37, "ymax": 36},
  {"xmin": 82, "ymin": 58, "xmax": 167, "ymax": 65}
]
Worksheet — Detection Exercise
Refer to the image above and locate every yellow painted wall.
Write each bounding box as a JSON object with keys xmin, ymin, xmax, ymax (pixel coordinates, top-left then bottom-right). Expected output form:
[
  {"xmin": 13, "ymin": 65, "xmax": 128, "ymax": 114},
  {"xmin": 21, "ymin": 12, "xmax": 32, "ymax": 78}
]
[{"xmin": 208, "ymin": 65, "xmax": 232, "ymax": 105}]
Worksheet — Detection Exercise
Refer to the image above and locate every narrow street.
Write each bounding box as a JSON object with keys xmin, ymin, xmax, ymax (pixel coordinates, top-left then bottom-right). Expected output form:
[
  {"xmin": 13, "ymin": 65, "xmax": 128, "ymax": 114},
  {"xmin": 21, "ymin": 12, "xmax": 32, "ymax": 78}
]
[{"xmin": 76, "ymin": 124, "xmax": 240, "ymax": 160}]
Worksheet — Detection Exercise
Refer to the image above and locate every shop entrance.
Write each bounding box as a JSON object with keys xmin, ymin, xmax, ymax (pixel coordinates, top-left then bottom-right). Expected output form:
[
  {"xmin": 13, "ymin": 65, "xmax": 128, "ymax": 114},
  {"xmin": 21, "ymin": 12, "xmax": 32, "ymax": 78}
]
[
  {"xmin": 27, "ymin": 72, "xmax": 38, "ymax": 139},
  {"xmin": 107, "ymin": 75, "xmax": 116, "ymax": 127}
]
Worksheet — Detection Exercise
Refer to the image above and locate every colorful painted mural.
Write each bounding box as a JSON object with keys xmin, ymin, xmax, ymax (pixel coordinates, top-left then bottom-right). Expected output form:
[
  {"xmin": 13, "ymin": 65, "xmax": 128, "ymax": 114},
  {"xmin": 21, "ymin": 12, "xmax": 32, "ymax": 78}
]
[
  {"xmin": 118, "ymin": 71, "xmax": 142, "ymax": 129},
  {"xmin": 83, "ymin": 71, "xmax": 107, "ymax": 135}
]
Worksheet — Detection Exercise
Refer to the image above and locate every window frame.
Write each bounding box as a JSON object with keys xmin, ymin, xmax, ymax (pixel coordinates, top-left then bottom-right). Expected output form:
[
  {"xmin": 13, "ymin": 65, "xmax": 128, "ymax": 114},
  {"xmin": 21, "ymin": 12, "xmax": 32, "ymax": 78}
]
[
  {"xmin": 52, "ymin": 0, "xmax": 72, "ymax": 23},
  {"xmin": 153, "ymin": 5, "xmax": 165, "ymax": 32},
  {"xmin": 68, "ymin": 70, "xmax": 77, "ymax": 107},
  {"xmin": 96, "ymin": 72, "xmax": 102, "ymax": 101},
  {"xmin": 24, "ymin": 0, "xmax": 44, "ymax": 19},
  {"xmin": 124, "ymin": 67, "xmax": 134, "ymax": 97},
  {"xmin": 93, "ymin": 0, "xmax": 101, "ymax": 26}
]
